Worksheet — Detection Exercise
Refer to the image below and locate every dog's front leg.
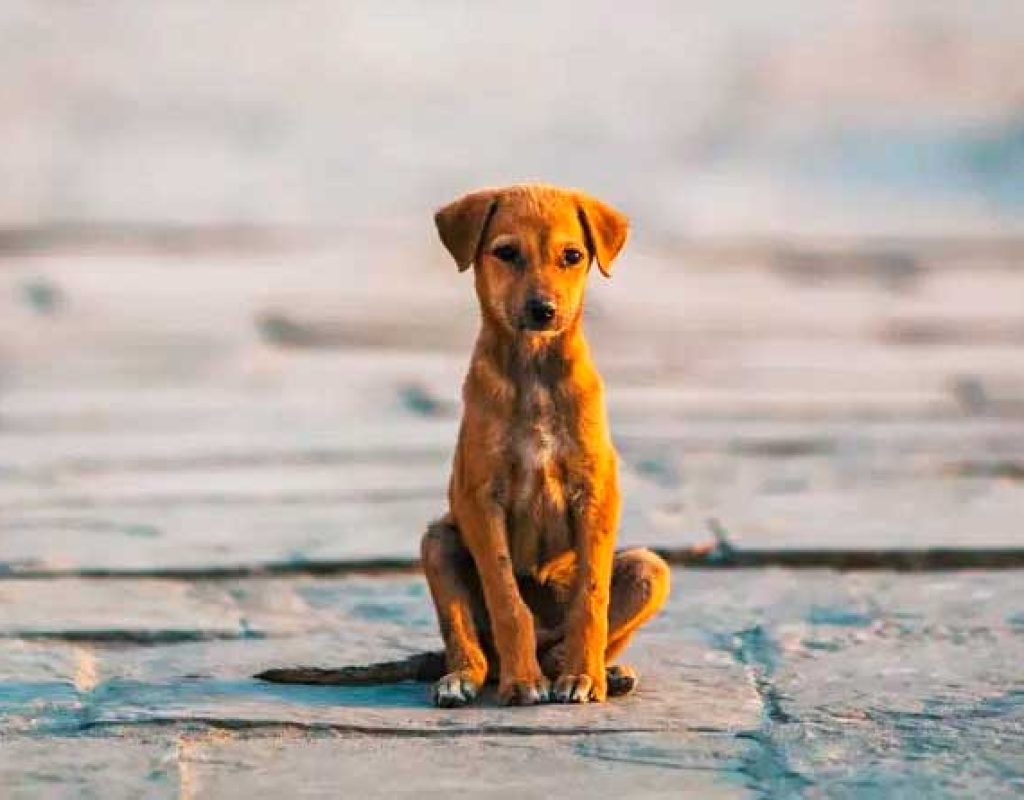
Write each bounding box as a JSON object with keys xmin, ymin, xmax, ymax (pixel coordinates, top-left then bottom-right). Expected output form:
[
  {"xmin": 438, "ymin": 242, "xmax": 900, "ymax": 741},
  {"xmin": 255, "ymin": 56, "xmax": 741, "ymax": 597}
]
[
  {"xmin": 556, "ymin": 478, "xmax": 619, "ymax": 703},
  {"xmin": 457, "ymin": 495, "xmax": 550, "ymax": 705}
]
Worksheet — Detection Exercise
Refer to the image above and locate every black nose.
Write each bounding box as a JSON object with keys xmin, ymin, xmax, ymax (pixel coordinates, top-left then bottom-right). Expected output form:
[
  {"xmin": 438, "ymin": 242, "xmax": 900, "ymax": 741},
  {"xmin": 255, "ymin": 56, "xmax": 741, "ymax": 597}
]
[{"xmin": 526, "ymin": 297, "xmax": 556, "ymax": 327}]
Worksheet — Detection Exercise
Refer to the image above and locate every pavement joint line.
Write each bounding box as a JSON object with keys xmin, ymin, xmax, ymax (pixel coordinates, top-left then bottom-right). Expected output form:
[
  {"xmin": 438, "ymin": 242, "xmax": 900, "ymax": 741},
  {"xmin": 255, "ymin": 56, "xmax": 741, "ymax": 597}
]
[
  {"xmin": 2, "ymin": 547, "xmax": 1024, "ymax": 580},
  {"xmin": 0, "ymin": 629, "xmax": 267, "ymax": 644},
  {"xmin": 72, "ymin": 718, "xmax": 679, "ymax": 738}
]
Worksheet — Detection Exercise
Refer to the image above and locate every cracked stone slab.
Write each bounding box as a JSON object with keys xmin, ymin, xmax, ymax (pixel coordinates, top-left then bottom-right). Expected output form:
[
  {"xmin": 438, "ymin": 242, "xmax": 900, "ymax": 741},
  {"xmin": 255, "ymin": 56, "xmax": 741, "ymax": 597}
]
[
  {"xmin": 678, "ymin": 570, "xmax": 1024, "ymax": 797},
  {"xmin": 0, "ymin": 730, "xmax": 755, "ymax": 800},
  {"xmin": 2, "ymin": 635, "xmax": 759, "ymax": 739},
  {"xmin": 0, "ymin": 573, "xmax": 760, "ymax": 737}
]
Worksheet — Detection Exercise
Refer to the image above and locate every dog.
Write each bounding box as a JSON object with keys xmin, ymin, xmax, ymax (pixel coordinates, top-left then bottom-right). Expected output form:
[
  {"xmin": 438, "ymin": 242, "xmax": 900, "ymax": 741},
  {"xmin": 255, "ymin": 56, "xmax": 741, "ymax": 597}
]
[{"xmin": 257, "ymin": 184, "xmax": 670, "ymax": 707}]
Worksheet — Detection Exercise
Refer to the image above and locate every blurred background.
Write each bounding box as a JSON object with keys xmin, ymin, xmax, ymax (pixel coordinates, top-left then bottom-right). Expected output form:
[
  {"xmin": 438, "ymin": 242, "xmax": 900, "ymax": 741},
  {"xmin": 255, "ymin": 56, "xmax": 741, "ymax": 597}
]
[
  {"xmin": 3, "ymin": 1, "xmax": 1024, "ymax": 236},
  {"xmin": 1, "ymin": 1, "xmax": 1023, "ymax": 573}
]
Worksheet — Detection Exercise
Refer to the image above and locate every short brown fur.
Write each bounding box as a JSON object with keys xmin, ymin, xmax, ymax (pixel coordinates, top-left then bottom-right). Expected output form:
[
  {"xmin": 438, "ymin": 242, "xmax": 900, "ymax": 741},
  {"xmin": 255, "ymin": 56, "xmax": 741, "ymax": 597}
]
[{"xmin": 425, "ymin": 184, "xmax": 670, "ymax": 706}]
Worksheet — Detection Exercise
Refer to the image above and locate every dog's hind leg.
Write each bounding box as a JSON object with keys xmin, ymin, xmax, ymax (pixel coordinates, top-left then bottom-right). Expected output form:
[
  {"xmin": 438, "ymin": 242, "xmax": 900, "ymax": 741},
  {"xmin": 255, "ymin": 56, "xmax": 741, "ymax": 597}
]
[
  {"xmin": 539, "ymin": 547, "xmax": 670, "ymax": 696},
  {"xmin": 604, "ymin": 548, "xmax": 671, "ymax": 660},
  {"xmin": 421, "ymin": 515, "xmax": 491, "ymax": 707}
]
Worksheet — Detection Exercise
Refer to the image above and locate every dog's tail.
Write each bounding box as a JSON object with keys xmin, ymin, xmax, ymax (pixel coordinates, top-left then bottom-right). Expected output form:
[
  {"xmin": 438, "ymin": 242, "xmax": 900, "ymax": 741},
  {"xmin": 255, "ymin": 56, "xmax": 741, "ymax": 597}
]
[{"xmin": 254, "ymin": 650, "xmax": 447, "ymax": 686}]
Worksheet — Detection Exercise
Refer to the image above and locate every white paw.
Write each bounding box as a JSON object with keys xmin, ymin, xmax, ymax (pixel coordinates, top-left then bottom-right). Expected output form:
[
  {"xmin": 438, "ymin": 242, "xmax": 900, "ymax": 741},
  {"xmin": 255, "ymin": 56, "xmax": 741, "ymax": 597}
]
[
  {"xmin": 432, "ymin": 673, "xmax": 480, "ymax": 708},
  {"xmin": 554, "ymin": 673, "xmax": 602, "ymax": 703}
]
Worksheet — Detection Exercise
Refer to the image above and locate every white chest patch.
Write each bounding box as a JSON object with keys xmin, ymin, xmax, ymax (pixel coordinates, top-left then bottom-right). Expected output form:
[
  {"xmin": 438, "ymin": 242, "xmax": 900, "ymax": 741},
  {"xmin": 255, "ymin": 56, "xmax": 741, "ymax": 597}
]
[
  {"xmin": 517, "ymin": 386, "xmax": 560, "ymax": 466},
  {"xmin": 513, "ymin": 386, "xmax": 564, "ymax": 506},
  {"xmin": 518, "ymin": 425, "xmax": 557, "ymax": 469},
  {"xmin": 507, "ymin": 386, "xmax": 573, "ymax": 572}
]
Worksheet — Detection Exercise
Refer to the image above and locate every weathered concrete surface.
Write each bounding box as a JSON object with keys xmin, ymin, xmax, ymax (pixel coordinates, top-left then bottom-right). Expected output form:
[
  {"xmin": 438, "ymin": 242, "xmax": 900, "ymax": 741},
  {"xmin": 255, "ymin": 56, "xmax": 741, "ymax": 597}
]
[
  {"xmin": 1, "ymin": 571, "xmax": 1021, "ymax": 797},
  {"xmin": 0, "ymin": 575, "xmax": 761, "ymax": 737},
  {"xmin": 2, "ymin": 246, "xmax": 1023, "ymax": 575},
  {"xmin": 1, "ymin": 737, "xmax": 179, "ymax": 800},
  {"xmin": 1, "ymin": 732, "xmax": 754, "ymax": 800},
  {"xmin": 683, "ymin": 570, "xmax": 1024, "ymax": 797}
]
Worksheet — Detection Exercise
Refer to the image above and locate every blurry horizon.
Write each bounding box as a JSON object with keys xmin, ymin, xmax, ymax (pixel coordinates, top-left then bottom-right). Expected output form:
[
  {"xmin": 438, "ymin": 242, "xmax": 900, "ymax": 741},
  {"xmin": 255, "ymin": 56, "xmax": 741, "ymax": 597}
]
[{"xmin": 2, "ymin": 1, "xmax": 1023, "ymax": 243}]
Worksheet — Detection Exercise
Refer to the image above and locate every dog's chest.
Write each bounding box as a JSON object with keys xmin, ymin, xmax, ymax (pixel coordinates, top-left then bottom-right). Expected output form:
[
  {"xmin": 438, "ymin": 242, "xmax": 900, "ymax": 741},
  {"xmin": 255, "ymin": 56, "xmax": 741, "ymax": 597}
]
[{"xmin": 506, "ymin": 384, "xmax": 574, "ymax": 574}]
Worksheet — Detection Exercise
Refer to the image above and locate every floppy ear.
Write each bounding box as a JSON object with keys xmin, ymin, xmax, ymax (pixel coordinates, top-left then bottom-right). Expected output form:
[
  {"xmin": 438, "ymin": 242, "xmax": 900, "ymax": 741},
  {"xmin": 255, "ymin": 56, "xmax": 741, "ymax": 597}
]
[
  {"xmin": 434, "ymin": 189, "xmax": 499, "ymax": 272},
  {"xmin": 576, "ymin": 193, "xmax": 629, "ymax": 277}
]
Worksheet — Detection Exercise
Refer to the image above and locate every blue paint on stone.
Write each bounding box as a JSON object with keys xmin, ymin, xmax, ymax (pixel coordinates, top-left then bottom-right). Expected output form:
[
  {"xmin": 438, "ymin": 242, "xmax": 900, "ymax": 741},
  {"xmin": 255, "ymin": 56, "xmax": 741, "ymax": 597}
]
[
  {"xmin": 857, "ymin": 690, "xmax": 1024, "ymax": 793},
  {"xmin": 0, "ymin": 681, "xmax": 80, "ymax": 712},
  {"xmin": 733, "ymin": 625, "xmax": 781, "ymax": 679},
  {"xmin": 807, "ymin": 606, "xmax": 873, "ymax": 628},
  {"xmin": 350, "ymin": 602, "xmax": 414, "ymax": 624},
  {"xmin": 0, "ymin": 681, "xmax": 85, "ymax": 733},
  {"xmin": 85, "ymin": 677, "xmax": 430, "ymax": 713},
  {"xmin": 399, "ymin": 385, "xmax": 444, "ymax": 418},
  {"xmin": 735, "ymin": 729, "xmax": 812, "ymax": 797}
]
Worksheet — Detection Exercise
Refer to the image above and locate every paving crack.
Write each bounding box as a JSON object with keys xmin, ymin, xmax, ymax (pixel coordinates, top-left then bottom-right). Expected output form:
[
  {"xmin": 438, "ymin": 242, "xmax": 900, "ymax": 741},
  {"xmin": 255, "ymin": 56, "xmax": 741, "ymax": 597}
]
[
  {"xmin": 4, "ymin": 546, "xmax": 1023, "ymax": 580},
  {"xmin": 2, "ymin": 629, "xmax": 266, "ymax": 645},
  {"xmin": 76, "ymin": 717, "xmax": 670, "ymax": 738},
  {"xmin": 721, "ymin": 625, "xmax": 811, "ymax": 798},
  {"xmin": 732, "ymin": 626, "xmax": 792, "ymax": 726}
]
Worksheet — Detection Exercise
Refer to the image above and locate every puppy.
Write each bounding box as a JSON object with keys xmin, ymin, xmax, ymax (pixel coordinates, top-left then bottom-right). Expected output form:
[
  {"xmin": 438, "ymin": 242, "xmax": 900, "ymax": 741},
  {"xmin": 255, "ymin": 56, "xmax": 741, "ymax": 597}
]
[
  {"xmin": 422, "ymin": 184, "xmax": 670, "ymax": 706},
  {"xmin": 256, "ymin": 184, "xmax": 669, "ymax": 707}
]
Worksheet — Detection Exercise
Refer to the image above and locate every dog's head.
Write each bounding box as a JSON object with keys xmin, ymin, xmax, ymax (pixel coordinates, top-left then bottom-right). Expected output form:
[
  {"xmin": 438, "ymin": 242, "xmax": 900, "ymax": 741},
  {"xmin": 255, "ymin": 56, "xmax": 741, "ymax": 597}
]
[{"xmin": 434, "ymin": 184, "xmax": 628, "ymax": 337}]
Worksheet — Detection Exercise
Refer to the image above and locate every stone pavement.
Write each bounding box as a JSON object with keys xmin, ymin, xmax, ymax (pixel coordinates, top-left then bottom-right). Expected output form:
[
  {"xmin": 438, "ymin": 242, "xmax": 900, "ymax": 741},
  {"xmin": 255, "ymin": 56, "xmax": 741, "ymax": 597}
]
[
  {"xmin": 1, "ymin": 239, "xmax": 1022, "ymax": 797},
  {"xmin": 0, "ymin": 571, "xmax": 1021, "ymax": 797},
  {"xmin": 3, "ymin": 237, "xmax": 1023, "ymax": 571}
]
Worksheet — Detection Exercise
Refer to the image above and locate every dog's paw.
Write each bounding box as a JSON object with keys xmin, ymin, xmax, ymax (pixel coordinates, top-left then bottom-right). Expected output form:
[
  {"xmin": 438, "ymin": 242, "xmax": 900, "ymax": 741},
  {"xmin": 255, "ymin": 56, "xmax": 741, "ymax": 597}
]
[
  {"xmin": 432, "ymin": 672, "xmax": 481, "ymax": 708},
  {"xmin": 498, "ymin": 675, "xmax": 551, "ymax": 706},
  {"xmin": 554, "ymin": 671, "xmax": 607, "ymax": 704},
  {"xmin": 606, "ymin": 664, "xmax": 639, "ymax": 697}
]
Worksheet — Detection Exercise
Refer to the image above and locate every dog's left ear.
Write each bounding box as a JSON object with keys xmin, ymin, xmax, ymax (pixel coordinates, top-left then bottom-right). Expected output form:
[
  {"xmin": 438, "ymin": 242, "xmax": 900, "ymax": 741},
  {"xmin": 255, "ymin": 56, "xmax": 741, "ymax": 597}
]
[
  {"xmin": 434, "ymin": 189, "xmax": 499, "ymax": 272},
  {"xmin": 575, "ymin": 193, "xmax": 629, "ymax": 277}
]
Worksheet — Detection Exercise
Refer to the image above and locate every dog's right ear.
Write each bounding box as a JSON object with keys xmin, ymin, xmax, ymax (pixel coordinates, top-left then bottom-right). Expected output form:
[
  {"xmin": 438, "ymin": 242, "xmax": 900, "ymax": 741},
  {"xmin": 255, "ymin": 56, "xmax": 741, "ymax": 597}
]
[{"xmin": 434, "ymin": 189, "xmax": 499, "ymax": 272}]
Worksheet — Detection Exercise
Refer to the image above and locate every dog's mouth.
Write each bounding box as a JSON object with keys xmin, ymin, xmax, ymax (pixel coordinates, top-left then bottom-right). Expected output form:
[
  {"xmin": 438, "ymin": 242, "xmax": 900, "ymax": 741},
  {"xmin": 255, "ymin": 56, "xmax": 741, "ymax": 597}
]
[
  {"xmin": 517, "ymin": 315, "xmax": 561, "ymax": 335},
  {"xmin": 519, "ymin": 319, "xmax": 557, "ymax": 334}
]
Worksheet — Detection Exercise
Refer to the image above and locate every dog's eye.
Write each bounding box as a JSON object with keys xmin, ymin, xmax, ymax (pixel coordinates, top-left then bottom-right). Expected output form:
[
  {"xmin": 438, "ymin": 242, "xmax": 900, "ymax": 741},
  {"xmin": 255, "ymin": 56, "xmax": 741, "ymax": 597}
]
[
  {"xmin": 562, "ymin": 248, "xmax": 584, "ymax": 267},
  {"xmin": 492, "ymin": 244, "xmax": 520, "ymax": 264}
]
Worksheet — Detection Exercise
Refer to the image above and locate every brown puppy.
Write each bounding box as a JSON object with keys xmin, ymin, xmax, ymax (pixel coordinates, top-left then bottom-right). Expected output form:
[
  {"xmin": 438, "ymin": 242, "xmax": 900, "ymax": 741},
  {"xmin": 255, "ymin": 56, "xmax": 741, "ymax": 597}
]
[
  {"xmin": 254, "ymin": 184, "xmax": 670, "ymax": 705},
  {"xmin": 423, "ymin": 184, "xmax": 670, "ymax": 707}
]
